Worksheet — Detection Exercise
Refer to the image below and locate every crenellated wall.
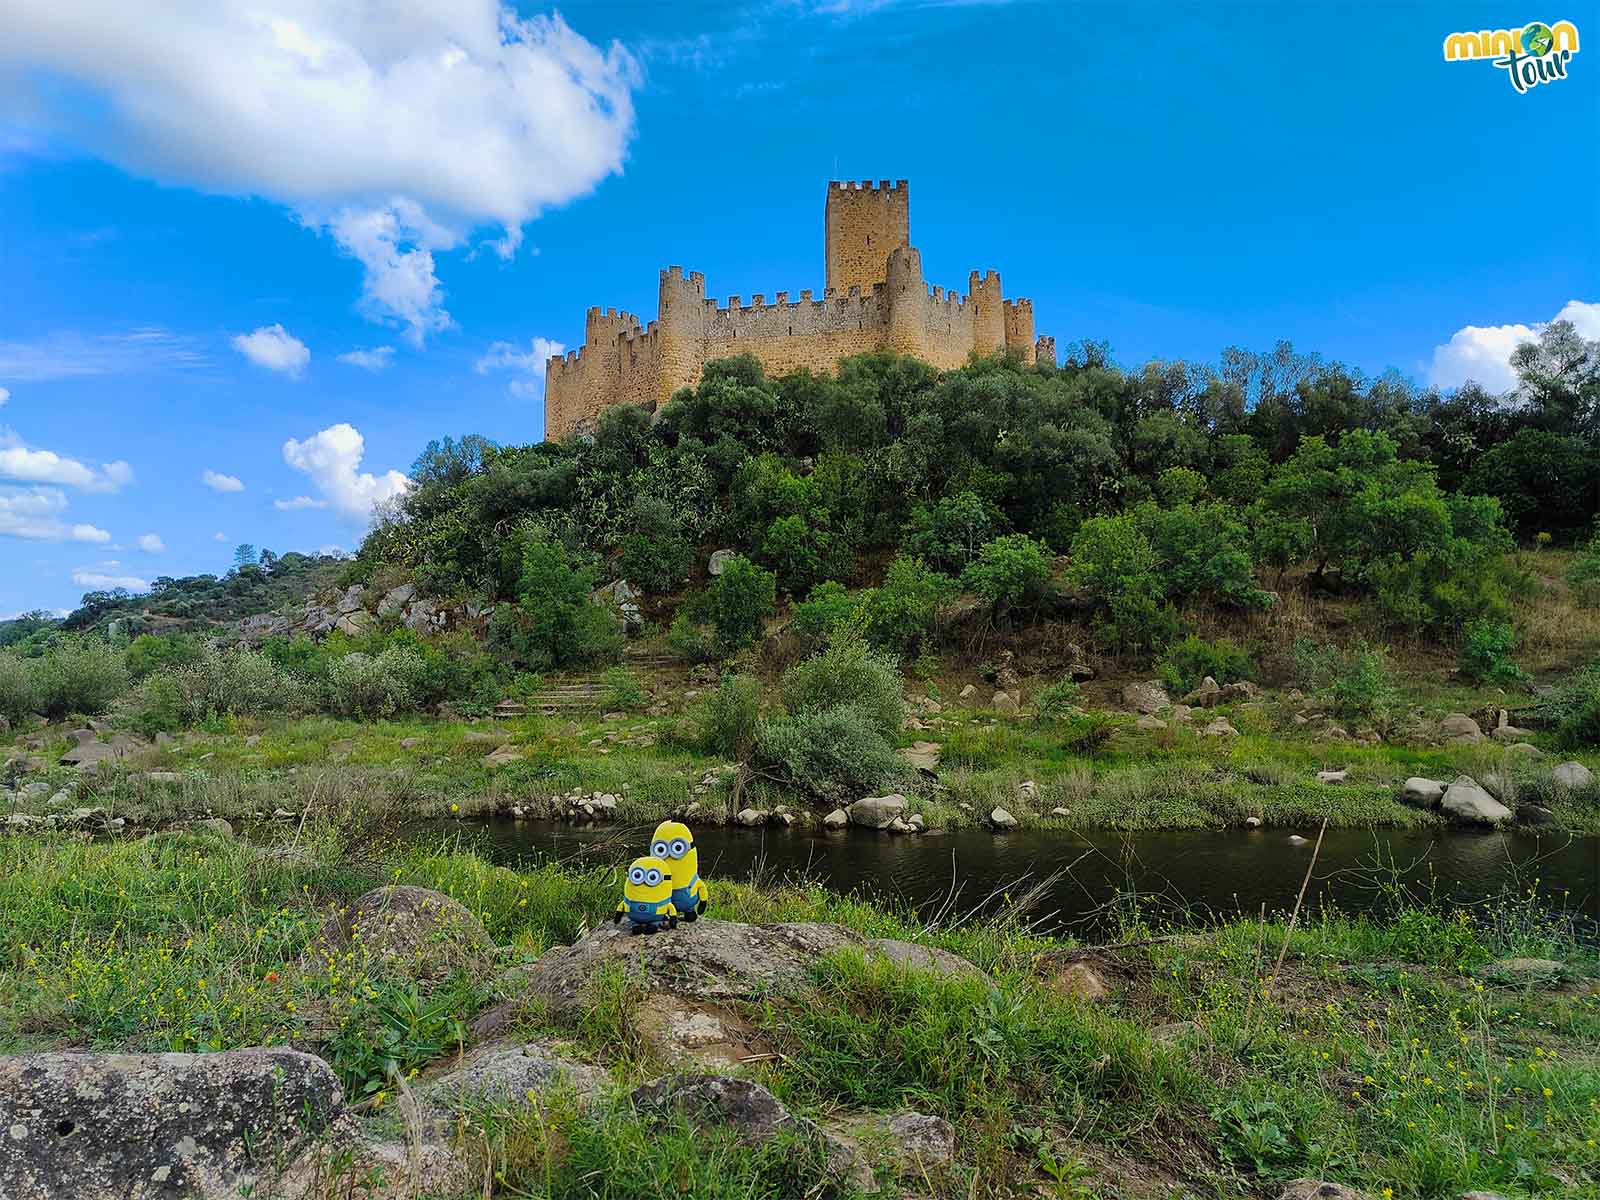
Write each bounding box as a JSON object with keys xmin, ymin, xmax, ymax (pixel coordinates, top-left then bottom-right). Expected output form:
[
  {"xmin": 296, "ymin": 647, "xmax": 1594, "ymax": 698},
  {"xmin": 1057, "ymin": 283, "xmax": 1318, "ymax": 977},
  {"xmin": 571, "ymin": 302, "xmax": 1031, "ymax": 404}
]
[{"xmin": 544, "ymin": 181, "xmax": 1050, "ymax": 439}]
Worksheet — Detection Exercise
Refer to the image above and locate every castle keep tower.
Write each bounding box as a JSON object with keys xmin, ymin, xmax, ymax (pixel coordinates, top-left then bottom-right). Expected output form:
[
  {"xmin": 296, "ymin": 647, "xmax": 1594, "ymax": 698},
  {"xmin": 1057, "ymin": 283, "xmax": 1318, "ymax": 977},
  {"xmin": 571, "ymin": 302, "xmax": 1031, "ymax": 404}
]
[
  {"xmin": 543, "ymin": 180, "xmax": 1051, "ymax": 439},
  {"xmin": 825, "ymin": 179, "xmax": 909, "ymax": 293}
]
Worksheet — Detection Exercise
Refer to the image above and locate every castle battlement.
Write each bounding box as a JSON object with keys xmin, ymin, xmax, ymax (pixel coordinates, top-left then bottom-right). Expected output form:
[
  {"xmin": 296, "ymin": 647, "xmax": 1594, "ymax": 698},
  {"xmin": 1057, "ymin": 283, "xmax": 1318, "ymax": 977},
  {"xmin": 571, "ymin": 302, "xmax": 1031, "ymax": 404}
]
[{"xmin": 544, "ymin": 181, "xmax": 1048, "ymax": 439}]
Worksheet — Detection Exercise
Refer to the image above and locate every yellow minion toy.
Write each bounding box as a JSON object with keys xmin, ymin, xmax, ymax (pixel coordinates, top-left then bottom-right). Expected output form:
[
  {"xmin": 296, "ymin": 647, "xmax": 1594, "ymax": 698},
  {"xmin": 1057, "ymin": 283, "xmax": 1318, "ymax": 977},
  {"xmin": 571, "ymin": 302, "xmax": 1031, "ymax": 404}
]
[
  {"xmin": 651, "ymin": 820, "xmax": 710, "ymax": 921},
  {"xmin": 612, "ymin": 856, "xmax": 679, "ymax": 934}
]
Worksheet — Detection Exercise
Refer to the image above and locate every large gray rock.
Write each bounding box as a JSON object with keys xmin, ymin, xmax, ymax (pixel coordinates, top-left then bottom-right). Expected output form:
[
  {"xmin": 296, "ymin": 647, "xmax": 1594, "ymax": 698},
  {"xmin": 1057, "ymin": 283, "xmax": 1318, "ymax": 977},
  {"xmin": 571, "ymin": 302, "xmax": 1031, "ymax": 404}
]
[
  {"xmin": 708, "ymin": 549, "xmax": 737, "ymax": 576},
  {"xmin": 822, "ymin": 808, "xmax": 848, "ymax": 829},
  {"xmin": 376, "ymin": 582, "xmax": 416, "ymax": 616},
  {"xmin": 1552, "ymin": 761, "xmax": 1595, "ymax": 791},
  {"xmin": 1439, "ymin": 713, "xmax": 1484, "ymax": 743},
  {"xmin": 848, "ymin": 794, "xmax": 907, "ymax": 829},
  {"xmin": 419, "ymin": 1040, "xmax": 607, "ymax": 1107},
  {"xmin": 1120, "ymin": 681, "xmax": 1169, "ymax": 714},
  {"xmin": 305, "ymin": 885, "xmax": 496, "ymax": 983},
  {"xmin": 632, "ymin": 1074, "xmax": 803, "ymax": 1143},
  {"xmin": 472, "ymin": 919, "xmax": 980, "ymax": 1028},
  {"xmin": 1400, "ymin": 777, "xmax": 1445, "ymax": 809},
  {"xmin": 1180, "ymin": 676, "xmax": 1222, "ymax": 707},
  {"xmin": 1440, "ymin": 775, "xmax": 1511, "ymax": 827},
  {"xmin": 0, "ymin": 1048, "xmax": 342, "ymax": 1200},
  {"xmin": 989, "ymin": 807, "xmax": 1019, "ymax": 829}
]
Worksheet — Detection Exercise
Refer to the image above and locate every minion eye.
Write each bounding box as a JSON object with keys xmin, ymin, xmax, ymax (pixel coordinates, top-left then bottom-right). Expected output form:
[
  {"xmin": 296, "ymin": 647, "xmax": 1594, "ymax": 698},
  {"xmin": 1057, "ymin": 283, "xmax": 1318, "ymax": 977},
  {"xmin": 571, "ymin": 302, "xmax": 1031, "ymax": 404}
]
[
  {"xmin": 628, "ymin": 867, "xmax": 645, "ymax": 884},
  {"xmin": 670, "ymin": 839, "xmax": 688, "ymax": 857},
  {"xmin": 645, "ymin": 869, "xmax": 662, "ymax": 886},
  {"xmin": 652, "ymin": 841, "xmax": 669, "ymax": 858}
]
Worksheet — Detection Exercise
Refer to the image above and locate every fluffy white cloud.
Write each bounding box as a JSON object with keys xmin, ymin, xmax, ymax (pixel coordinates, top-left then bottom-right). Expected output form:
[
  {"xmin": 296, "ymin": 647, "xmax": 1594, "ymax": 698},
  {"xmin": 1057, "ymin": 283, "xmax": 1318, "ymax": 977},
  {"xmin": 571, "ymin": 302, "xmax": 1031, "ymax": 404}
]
[
  {"xmin": 0, "ymin": 387, "xmax": 9, "ymax": 406},
  {"xmin": 274, "ymin": 495, "xmax": 327, "ymax": 511},
  {"xmin": 1428, "ymin": 300, "xmax": 1600, "ymax": 392},
  {"xmin": 0, "ymin": 431, "xmax": 133, "ymax": 492},
  {"xmin": 3, "ymin": 5, "xmax": 638, "ymax": 340},
  {"xmin": 231, "ymin": 324, "xmax": 309, "ymax": 378},
  {"xmin": 137, "ymin": 532, "xmax": 165, "ymax": 553},
  {"xmin": 201, "ymin": 468, "xmax": 245, "ymax": 493},
  {"xmin": 213, "ymin": 531, "xmax": 228, "ymax": 541},
  {"xmin": 475, "ymin": 336, "xmax": 565, "ymax": 398},
  {"xmin": 337, "ymin": 345, "xmax": 395, "ymax": 372},
  {"xmin": 282, "ymin": 423, "xmax": 409, "ymax": 521},
  {"xmin": 72, "ymin": 566, "xmax": 148, "ymax": 591},
  {"xmin": 0, "ymin": 487, "xmax": 110, "ymax": 542}
]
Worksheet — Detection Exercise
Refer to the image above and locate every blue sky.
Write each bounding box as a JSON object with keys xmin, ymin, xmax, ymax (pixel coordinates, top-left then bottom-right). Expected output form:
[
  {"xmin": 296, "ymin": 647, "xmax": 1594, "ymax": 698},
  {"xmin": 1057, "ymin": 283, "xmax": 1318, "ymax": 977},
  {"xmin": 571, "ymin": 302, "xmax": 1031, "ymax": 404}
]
[{"xmin": 0, "ymin": 1, "xmax": 1594, "ymax": 615}]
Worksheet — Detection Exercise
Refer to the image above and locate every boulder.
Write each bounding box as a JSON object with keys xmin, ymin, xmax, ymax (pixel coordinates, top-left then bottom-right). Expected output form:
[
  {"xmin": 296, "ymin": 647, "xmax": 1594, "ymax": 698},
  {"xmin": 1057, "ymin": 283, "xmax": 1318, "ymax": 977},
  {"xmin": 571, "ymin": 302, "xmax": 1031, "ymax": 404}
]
[
  {"xmin": 306, "ymin": 886, "xmax": 496, "ymax": 983},
  {"xmin": 1400, "ymin": 777, "xmax": 1444, "ymax": 809},
  {"xmin": 419, "ymin": 1040, "xmax": 607, "ymax": 1107},
  {"xmin": 822, "ymin": 1110, "xmax": 956, "ymax": 1184},
  {"xmin": 1490, "ymin": 724, "xmax": 1534, "ymax": 742},
  {"xmin": 869, "ymin": 939, "xmax": 984, "ymax": 979},
  {"xmin": 1043, "ymin": 958, "xmax": 1110, "ymax": 1001},
  {"xmin": 1244, "ymin": 816, "xmax": 1262, "ymax": 828},
  {"xmin": 734, "ymin": 808, "xmax": 768, "ymax": 827},
  {"xmin": 472, "ymin": 920, "xmax": 980, "ymax": 1027},
  {"xmin": 483, "ymin": 744, "xmax": 524, "ymax": 767},
  {"xmin": 1180, "ymin": 676, "xmax": 1221, "ymax": 707},
  {"xmin": 1440, "ymin": 776, "xmax": 1511, "ymax": 827},
  {"xmin": 989, "ymin": 807, "xmax": 1018, "ymax": 830},
  {"xmin": 1552, "ymin": 761, "xmax": 1595, "ymax": 790},
  {"xmin": 822, "ymin": 808, "xmax": 848, "ymax": 830},
  {"xmin": 1475, "ymin": 957, "xmax": 1565, "ymax": 987},
  {"xmin": 848, "ymin": 794, "xmax": 908, "ymax": 830},
  {"xmin": 900, "ymin": 741, "xmax": 941, "ymax": 773},
  {"xmin": 958, "ymin": 684, "xmax": 978, "ymax": 700},
  {"xmin": 1203, "ymin": 718, "xmax": 1239, "ymax": 738},
  {"xmin": 991, "ymin": 691, "xmax": 1019, "ymax": 715},
  {"xmin": 376, "ymin": 582, "xmax": 416, "ymax": 616},
  {"xmin": 1120, "ymin": 681, "xmax": 1169, "ymax": 715},
  {"xmin": 1316, "ymin": 770, "xmax": 1348, "ymax": 785},
  {"xmin": 632, "ymin": 995, "xmax": 777, "ymax": 1072},
  {"xmin": 633, "ymin": 1074, "xmax": 806, "ymax": 1144},
  {"xmin": 335, "ymin": 584, "xmax": 366, "ymax": 614},
  {"xmin": 1517, "ymin": 802, "xmax": 1557, "ymax": 826},
  {"xmin": 707, "ymin": 549, "xmax": 737, "ymax": 576},
  {"xmin": 1279, "ymin": 1184, "xmax": 1372, "ymax": 1200},
  {"xmin": 188, "ymin": 818, "xmax": 234, "ymax": 839},
  {"xmin": 1135, "ymin": 715, "xmax": 1167, "ymax": 731},
  {"xmin": 1439, "ymin": 713, "xmax": 1484, "ymax": 743},
  {"xmin": 0, "ymin": 1048, "xmax": 342, "ymax": 1200}
]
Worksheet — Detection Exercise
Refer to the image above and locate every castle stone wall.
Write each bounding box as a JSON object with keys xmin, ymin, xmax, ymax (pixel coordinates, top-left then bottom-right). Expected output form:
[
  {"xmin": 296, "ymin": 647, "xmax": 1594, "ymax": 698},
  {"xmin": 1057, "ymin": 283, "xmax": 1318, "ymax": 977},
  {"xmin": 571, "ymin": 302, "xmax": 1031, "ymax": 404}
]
[{"xmin": 543, "ymin": 180, "xmax": 1049, "ymax": 439}]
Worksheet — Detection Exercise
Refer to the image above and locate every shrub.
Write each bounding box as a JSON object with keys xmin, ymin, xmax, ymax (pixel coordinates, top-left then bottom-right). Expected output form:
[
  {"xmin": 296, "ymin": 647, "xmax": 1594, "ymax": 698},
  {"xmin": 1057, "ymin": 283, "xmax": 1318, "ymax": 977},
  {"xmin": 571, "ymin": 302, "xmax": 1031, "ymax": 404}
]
[
  {"xmin": 694, "ymin": 673, "xmax": 763, "ymax": 759},
  {"xmin": 618, "ymin": 496, "xmax": 694, "ymax": 593},
  {"xmin": 28, "ymin": 639, "xmax": 131, "ymax": 719},
  {"xmin": 515, "ymin": 534, "xmax": 622, "ymax": 667},
  {"xmin": 0, "ymin": 652, "xmax": 38, "ymax": 724},
  {"xmin": 122, "ymin": 672, "xmax": 184, "ymax": 735},
  {"xmin": 171, "ymin": 647, "xmax": 308, "ymax": 723},
  {"xmin": 1060, "ymin": 711, "xmax": 1118, "ymax": 755},
  {"xmin": 753, "ymin": 706, "xmax": 905, "ymax": 805},
  {"xmin": 666, "ymin": 610, "xmax": 717, "ymax": 663},
  {"xmin": 1292, "ymin": 638, "xmax": 1395, "ymax": 723},
  {"xmin": 1545, "ymin": 659, "xmax": 1600, "ymax": 748},
  {"xmin": 859, "ymin": 557, "xmax": 956, "ymax": 655},
  {"xmin": 703, "ymin": 555, "xmax": 776, "ymax": 651},
  {"xmin": 327, "ymin": 648, "xmax": 432, "ymax": 718},
  {"xmin": 1456, "ymin": 619, "xmax": 1526, "ymax": 686},
  {"xmin": 779, "ymin": 630, "xmax": 905, "ymax": 740},
  {"xmin": 1157, "ymin": 635, "xmax": 1256, "ymax": 693},
  {"xmin": 1031, "ymin": 678, "xmax": 1081, "ymax": 721},
  {"xmin": 124, "ymin": 633, "xmax": 203, "ymax": 680},
  {"xmin": 603, "ymin": 666, "xmax": 645, "ymax": 712},
  {"xmin": 902, "ymin": 491, "xmax": 1007, "ymax": 573},
  {"xmin": 960, "ymin": 534, "xmax": 1053, "ymax": 611},
  {"xmin": 1567, "ymin": 526, "xmax": 1600, "ymax": 607},
  {"xmin": 760, "ymin": 514, "xmax": 833, "ymax": 595},
  {"xmin": 1068, "ymin": 515, "xmax": 1178, "ymax": 653},
  {"xmin": 792, "ymin": 581, "xmax": 859, "ymax": 644}
]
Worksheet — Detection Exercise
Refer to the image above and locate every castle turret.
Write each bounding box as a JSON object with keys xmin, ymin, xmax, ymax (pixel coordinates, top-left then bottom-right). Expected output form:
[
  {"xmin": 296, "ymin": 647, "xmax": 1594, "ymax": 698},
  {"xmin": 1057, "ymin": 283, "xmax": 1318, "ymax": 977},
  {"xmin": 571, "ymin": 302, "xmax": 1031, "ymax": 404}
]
[
  {"xmin": 968, "ymin": 270, "xmax": 1005, "ymax": 357},
  {"xmin": 656, "ymin": 266, "xmax": 706, "ymax": 405},
  {"xmin": 885, "ymin": 245, "xmax": 926, "ymax": 358},
  {"xmin": 825, "ymin": 179, "xmax": 909, "ymax": 294},
  {"xmin": 1003, "ymin": 298, "xmax": 1035, "ymax": 365}
]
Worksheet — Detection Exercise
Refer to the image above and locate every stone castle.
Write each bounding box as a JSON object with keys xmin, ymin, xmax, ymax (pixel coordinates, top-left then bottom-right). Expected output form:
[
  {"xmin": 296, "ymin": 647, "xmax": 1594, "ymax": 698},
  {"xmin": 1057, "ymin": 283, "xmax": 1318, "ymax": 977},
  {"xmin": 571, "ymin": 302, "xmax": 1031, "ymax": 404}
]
[{"xmin": 544, "ymin": 180, "xmax": 1055, "ymax": 440}]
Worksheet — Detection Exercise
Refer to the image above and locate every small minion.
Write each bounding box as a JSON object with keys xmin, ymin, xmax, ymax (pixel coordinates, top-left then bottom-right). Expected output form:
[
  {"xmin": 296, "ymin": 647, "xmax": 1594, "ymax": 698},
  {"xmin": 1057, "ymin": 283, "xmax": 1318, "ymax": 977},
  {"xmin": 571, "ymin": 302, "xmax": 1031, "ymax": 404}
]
[
  {"xmin": 651, "ymin": 820, "xmax": 709, "ymax": 921},
  {"xmin": 612, "ymin": 856, "xmax": 679, "ymax": 934}
]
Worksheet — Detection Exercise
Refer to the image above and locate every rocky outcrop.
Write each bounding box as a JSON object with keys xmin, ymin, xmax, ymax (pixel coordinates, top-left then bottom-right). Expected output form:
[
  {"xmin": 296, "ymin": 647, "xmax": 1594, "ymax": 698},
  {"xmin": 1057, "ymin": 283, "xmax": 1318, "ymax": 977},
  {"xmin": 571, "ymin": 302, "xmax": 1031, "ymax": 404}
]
[
  {"xmin": 419, "ymin": 1040, "xmax": 607, "ymax": 1107},
  {"xmin": 1120, "ymin": 681, "xmax": 1169, "ymax": 714},
  {"xmin": 305, "ymin": 886, "xmax": 496, "ymax": 983},
  {"xmin": 1439, "ymin": 776, "xmax": 1511, "ymax": 827},
  {"xmin": 0, "ymin": 1048, "xmax": 342, "ymax": 1200}
]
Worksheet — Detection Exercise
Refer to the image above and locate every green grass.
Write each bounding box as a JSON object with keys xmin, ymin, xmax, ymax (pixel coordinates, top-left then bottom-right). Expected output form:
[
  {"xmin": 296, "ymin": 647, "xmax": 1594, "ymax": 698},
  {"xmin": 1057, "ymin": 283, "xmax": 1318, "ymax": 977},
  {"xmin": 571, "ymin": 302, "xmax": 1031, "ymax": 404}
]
[{"xmin": 1, "ymin": 825, "xmax": 1597, "ymax": 1197}]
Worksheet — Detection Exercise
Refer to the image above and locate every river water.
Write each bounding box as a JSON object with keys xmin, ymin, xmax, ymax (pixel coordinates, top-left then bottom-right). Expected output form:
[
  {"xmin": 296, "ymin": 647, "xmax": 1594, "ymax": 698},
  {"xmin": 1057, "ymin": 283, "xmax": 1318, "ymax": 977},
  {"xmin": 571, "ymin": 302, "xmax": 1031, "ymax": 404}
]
[{"xmin": 441, "ymin": 820, "xmax": 1600, "ymax": 936}]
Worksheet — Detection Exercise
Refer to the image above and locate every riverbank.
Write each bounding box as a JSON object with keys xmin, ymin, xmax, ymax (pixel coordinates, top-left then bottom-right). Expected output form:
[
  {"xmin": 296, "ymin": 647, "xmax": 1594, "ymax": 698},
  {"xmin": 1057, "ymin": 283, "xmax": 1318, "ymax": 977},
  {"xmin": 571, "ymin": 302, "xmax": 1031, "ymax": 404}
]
[
  {"xmin": 6, "ymin": 688, "xmax": 1600, "ymax": 837},
  {"xmin": 2, "ymin": 821, "xmax": 1597, "ymax": 1198}
]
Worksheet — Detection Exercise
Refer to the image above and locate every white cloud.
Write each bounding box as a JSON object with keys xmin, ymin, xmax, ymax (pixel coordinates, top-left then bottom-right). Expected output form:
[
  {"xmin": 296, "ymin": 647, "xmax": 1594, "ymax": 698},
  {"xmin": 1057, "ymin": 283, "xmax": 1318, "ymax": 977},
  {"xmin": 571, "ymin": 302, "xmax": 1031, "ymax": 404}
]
[
  {"xmin": 231, "ymin": 324, "xmax": 309, "ymax": 378},
  {"xmin": 213, "ymin": 531, "xmax": 228, "ymax": 541},
  {"xmin": 1428, "ymin": 300, "xmax": 1600, "ymax": 392},
  {"xmin": 201, "ymin": 468, "xmax": 245, "ymax": 493},
  {"xmin": 72, "ymin": 567, "xmax": 148, "ymax": 591},
  {"xmin": 0, "ymin": 486, "xmax": 110, "ymax": 542},
  {"xmin": 337, "ymin": 345, "xmax": 395, "ymax": 372},
  {"xmin": 274, "ymin": 494, "xmax": 327, "ymax": 511},
  {"xmin": 0, "ymin": 387, "xmax": 9, "ymax": 406},
  {"xmin": 282, "ymin": 422, "xmax": 409, "ymax": 521},
  {"xmin": 3, "ymin": 6, "xmax": 638, "ymax": 340},
  {"xmin": 137, "ymin": 532, "xmax": 165, "ymax": 553},
  {"xmin": 0, "ymin": 431, "xmax": 133, "ymax": 492},
  {"xmin": 475, "ymin": 335, "xmax": 565, "ymax": 399},
  {"xmin": 0, "ymin": 328, "xmax": 206, "ymax": 381}
]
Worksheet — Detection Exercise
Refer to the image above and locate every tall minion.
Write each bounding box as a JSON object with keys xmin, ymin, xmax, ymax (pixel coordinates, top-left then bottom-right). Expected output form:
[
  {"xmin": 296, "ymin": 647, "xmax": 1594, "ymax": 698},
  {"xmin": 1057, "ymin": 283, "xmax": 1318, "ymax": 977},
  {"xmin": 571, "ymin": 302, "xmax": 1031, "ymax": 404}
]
[
  {"xmin": 612, "ymin": 856, "xmax": 679, "ymax": 934},
  {"xmin": 650, "ymin": 820, "xmax": 710, "ymax": 921}
]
